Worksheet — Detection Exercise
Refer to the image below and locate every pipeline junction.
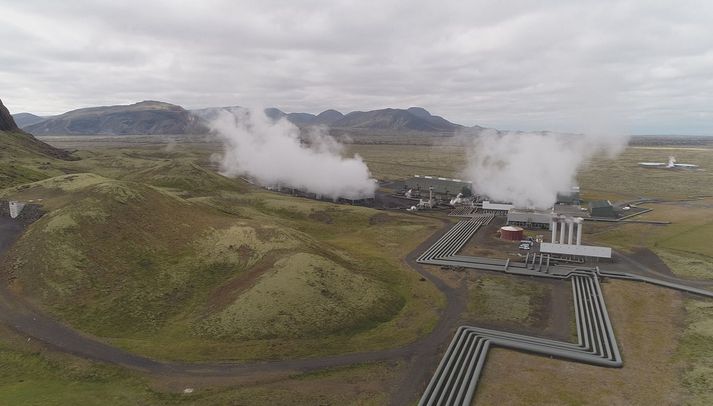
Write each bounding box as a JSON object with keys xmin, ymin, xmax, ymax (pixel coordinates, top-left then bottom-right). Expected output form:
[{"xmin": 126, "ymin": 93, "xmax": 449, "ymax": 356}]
[{"xmin": 417, "ymin": 218, "xmax": 713, "ymax": 405}]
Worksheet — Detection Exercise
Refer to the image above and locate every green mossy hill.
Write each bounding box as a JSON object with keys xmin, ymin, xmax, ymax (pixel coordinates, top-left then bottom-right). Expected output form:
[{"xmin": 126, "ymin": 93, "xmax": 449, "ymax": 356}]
[
  {"xmin": 199, "ymin": 252, "xmax": 401, "ymax": 339},
  {"xmin": 124, "ymin": 159, "xmax": 247, "ymax": 195},
  {"xmin": 1, "ymin": 172, "xmax": 415, "ymax": 359}
]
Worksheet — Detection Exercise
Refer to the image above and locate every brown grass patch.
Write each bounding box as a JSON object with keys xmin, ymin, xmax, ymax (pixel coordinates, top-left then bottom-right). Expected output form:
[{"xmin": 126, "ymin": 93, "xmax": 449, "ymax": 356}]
[{"xmin": 474, "ymin": 280, "xmax": 685, "ymax": 405}]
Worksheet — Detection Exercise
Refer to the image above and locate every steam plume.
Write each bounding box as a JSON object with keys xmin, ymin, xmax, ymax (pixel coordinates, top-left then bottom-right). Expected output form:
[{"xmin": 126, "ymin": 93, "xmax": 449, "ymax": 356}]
[
  {"xmin": 210, "ymin": 109, "xmax": 377, "ymax": 200},
  {"xmin": 462, "ymin": 130, "xmax": 628, "ymax": 209}
]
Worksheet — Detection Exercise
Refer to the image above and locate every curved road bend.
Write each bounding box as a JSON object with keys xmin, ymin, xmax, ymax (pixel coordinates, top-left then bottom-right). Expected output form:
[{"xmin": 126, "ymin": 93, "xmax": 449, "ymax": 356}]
[{"xmin": 0, "ymin": 216, "xmax": 465, "ymax": 405}]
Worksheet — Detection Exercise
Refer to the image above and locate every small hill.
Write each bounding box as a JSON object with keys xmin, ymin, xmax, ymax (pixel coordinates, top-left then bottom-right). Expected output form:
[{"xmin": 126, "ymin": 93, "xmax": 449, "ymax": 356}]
[
  {"xmin": 25, "ymin": 101, "xmax": 207, "ymax": 135},
  {"xmin": 12, "ymin": 112, "xmax": 47, "ymax": 128}
]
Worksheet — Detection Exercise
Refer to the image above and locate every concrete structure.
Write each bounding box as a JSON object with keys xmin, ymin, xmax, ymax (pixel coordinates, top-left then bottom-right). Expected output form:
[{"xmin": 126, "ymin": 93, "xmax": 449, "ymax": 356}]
[
  {"xmin": 507, "ymin": 209, "xmax": 551, "ymax": 229},
  {"xmin": 499, "ymin": 226, "xmax": 524, "ymax": 241},
  {"xmin": 404, "ymin": 175, "xmax": 472, "ymax": 197},
  {"xmin": 589, "ymin": 200, "xmax": 617, "ymax": 218},
  {"xmin": 8, "ymin": 201, "xmax": 24, "ymax": 219},
  {"xmin": 540, "ymin": 242, "xmax": 612, "ymax": 259}
]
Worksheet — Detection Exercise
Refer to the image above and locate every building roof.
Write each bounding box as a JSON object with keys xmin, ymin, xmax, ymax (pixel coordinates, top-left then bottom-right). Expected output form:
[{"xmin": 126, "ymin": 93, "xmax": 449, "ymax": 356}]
[
  {"xmin": 589, "ymin": 200, "xmax": 613, "ymax": 209},
  {"xmin": 507, "ymin": 209, "xmax": 552, "ymax": 224},
  {"xmin": 482, "ymin": 201, "xmax": 514, "ymax": 211},
  {"xmin": 540, "ymin": 242, "xmax": 612, "ymax": 258},
  {"xmin": 404, "ymin": 175, "xmax": 472, "ymax": 195}
]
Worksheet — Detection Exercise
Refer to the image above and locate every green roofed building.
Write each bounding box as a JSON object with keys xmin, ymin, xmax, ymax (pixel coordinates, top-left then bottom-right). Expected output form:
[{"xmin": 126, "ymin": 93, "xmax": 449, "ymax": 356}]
[{"xmin": 589, "ymin": 200, "xmax": 617, "ymax": 218}]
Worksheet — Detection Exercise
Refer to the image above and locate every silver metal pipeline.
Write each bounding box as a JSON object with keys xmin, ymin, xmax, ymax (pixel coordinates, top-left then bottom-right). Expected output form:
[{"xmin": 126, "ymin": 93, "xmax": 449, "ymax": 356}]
[{"xmin": 416, "ymin": 219, "xmax": 713, "ymax": 405}]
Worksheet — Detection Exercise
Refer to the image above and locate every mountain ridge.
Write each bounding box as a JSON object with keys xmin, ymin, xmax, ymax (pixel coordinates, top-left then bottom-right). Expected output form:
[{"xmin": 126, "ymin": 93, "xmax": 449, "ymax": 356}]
[
  {"xmin": 19, "ymin": 101, "xmax": 481, "ymax": 136},
  {"xmin": 25, "ymin": 101, "xmax": 207, "ymax": 135}
]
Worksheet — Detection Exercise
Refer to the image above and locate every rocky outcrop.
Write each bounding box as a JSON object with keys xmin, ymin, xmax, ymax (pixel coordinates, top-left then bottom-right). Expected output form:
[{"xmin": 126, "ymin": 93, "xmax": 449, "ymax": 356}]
[{"xmin": 0, "ymin": 98, "xmax": 20, "ymax": 132}]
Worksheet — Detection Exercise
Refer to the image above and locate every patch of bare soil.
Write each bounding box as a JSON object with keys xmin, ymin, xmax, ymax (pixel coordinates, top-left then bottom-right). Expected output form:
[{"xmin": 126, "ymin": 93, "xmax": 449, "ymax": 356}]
[{"xmin": 474, "ymin": 280, "xmax": 685, "ymax": 405}]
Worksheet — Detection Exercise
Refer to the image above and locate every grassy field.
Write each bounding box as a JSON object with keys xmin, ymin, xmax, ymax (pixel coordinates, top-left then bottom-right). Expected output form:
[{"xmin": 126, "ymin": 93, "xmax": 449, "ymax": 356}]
[
  {"xmin": 348, "ymin": 143, "xmax": 713, "ymax": 200},
  {"xmin": 474, "ymin": 280, "xmax": 687, "ymax": 405},
  {"xmin": 586, "ymin": 198, "xmax": 713, "ymax": 280},
  {"xmin": 0, "ymin": 324, "xmax": 397, "ymax": 406},
  {"xmin": 677, "ymin": 298, "xmax": 713, "ymax": 406},
  {"xmin": 464, "ymin": 274, "xmax": 548, "ymax": 328}
]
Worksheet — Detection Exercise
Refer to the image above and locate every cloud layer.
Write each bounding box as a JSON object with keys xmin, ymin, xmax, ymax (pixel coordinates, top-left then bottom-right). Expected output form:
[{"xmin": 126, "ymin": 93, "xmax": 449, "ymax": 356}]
[
  {"xmin": 2, "ymin": 1, "xmax": 713, "ymax": 134},
  {"xmin": 211, "ymin": 109, "xmax": 377, "ymax": 200}
]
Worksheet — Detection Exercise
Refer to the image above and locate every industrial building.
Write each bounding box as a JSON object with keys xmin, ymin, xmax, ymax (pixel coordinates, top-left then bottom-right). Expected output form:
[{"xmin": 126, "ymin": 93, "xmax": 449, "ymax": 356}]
[
  {"xmin": 553, "ymin": 204, "xmax": 589, "ymax": 218},
  {"xmin": 589, "ymin": 200, "xmax": 617, "ymax": 218},
  {"xmin": 404, "ymin": 175, "xmax": 472, "ymax": 198},
  {"xmin": 541, "ymin": 215, "xmax": 612, "ymax": 259},
  {"xmin": 479, "ymin": 201, "xmax": 514, "ymax": 215},
  {"xmin": 507, "ymin": 209, "xmax": 552, "ymax": 229}
]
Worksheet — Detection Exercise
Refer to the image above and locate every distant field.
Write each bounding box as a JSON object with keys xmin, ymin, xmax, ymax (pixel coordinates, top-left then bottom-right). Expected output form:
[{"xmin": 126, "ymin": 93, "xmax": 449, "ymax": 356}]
[
  {"xmin": 587, "ymin": 198, "xmax": 713, "ymax": 280},
  {"xmin": 347, "ymin": 143, "xmax": 713, "ymax": 200}
]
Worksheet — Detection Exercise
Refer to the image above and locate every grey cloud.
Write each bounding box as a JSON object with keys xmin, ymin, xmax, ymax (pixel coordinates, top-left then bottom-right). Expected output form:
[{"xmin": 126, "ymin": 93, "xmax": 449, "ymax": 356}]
[{"xmin": 0, "ymin": 0, "xmax": 712, "ymax": 134}]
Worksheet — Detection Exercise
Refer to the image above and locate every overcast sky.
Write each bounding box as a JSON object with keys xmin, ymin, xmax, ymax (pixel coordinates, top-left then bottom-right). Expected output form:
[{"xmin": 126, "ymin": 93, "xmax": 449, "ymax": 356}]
[{"xmin": 1, "ymin": 0, "xmax": 712, "ymax": 135}]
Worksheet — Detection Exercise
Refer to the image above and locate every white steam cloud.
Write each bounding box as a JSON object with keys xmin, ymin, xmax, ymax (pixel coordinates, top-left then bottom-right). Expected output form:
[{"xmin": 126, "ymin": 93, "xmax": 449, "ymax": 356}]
[
  {"xmin": 210, "ymin": 109, "xmax": 377, "ymax": 200},
  {"xmin": 462, "ymin": 130, "xmax": 628, "ymax": 209}
]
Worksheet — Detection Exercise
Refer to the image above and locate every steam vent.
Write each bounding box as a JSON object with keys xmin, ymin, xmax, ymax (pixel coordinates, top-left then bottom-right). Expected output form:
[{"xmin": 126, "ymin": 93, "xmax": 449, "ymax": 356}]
[{"xmin": 499, "ymin": 225, "xmax": 524, "ymax": 241}]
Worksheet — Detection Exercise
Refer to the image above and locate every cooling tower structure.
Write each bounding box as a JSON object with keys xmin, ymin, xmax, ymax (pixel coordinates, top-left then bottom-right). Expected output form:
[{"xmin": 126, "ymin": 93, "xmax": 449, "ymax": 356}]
[{"xmin": 551, "ymin": 215, "xmax": 583, "ymax": 245}]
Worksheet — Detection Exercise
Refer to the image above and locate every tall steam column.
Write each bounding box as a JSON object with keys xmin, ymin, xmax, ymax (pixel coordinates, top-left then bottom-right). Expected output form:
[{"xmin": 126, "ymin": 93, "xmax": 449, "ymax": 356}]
[
  {"xmin": 559, "ymin": 216, "xmax": 566, "ymax": 244},
  {"xmin": 567, "ymin": 218, "xmax": 575, "ymax": 245},
  {"xmin": 551, "ymin": 217, "xmax": 558, "ymax": 243}
]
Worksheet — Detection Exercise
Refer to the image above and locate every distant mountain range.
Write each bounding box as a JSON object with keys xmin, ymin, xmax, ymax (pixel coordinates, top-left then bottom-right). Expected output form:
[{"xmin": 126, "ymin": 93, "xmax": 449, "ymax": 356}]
[
  {"xmin": 21, "ymin": 101, "xmax": 206, "ymax": 136},
  {"xmin": 15, "ymin": 101, "xmax": 482, "ymax": 136}
]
